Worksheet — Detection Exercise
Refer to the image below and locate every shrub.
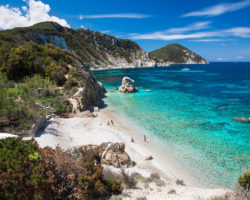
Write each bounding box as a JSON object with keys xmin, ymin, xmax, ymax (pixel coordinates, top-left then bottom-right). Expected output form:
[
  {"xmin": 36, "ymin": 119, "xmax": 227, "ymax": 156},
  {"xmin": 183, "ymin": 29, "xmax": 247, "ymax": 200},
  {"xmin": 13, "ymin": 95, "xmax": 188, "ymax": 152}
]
[
  {"xmin": 40, "ymin": 147, "xmax": 84, "ymax": 199},
  {"xmin": 176, "ymin": 179, "xmax": 185, "ymax": 186},
  {"xmin": 0, "ymin": 138, "xmax": 122, "ymax": 200},
  {"xmin": 105, "ymin": 178, "xmax": 123, "ymax": 195},
  {"xmin": 80, "ymin": 158, "xmax": 106, "ymax": 198},
  {"xmin": 238, "ymin": 171, "xmax": 250, "ymax": 191},
  {"xmin": 0, "ymin": 137, "xmax": 47, "ymax": 200}
]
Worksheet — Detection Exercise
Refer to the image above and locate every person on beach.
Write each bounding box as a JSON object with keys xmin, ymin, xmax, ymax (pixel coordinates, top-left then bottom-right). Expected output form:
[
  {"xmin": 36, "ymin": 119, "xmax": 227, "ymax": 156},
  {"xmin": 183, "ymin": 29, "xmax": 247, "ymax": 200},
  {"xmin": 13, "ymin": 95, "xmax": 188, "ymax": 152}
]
[
  {"xmin": 131, "ymin": 137, "xmax": 134, "ymax": 143},
  {"xmin": 111, "ymin": 120, "xmax": 114, "ymax": 126},
  {"xmin": 107, "ymin": 121, "xmax": 110, "ymax": 125},
  {"xmin": 144, "ymin": 135, "xmax": 147, "ymax": 143}
]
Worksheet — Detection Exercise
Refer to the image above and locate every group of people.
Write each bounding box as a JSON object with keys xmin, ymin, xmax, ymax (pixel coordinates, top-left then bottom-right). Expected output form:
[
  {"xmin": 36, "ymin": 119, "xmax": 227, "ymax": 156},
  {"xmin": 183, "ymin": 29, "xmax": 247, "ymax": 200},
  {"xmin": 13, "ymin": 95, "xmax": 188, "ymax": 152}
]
[
  {"xmin": 107, "ymin": 120, "xmax": 114, "ymax": 126},
  {"xmin": 131, "ymin": 135, "xmax": 147, "ymax": 143},
  {"xmin": 106, "ymin": 119, "xmax": 147, "ymax": 143}
]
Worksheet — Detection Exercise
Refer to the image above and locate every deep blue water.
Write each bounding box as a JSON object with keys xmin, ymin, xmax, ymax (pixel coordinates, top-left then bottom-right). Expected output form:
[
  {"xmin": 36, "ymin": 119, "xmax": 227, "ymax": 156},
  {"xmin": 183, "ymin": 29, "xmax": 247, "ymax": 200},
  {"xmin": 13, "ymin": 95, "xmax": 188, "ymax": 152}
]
[{"xmin": 94, "ymin": 63, "xmax": 250, "ymax": 188}]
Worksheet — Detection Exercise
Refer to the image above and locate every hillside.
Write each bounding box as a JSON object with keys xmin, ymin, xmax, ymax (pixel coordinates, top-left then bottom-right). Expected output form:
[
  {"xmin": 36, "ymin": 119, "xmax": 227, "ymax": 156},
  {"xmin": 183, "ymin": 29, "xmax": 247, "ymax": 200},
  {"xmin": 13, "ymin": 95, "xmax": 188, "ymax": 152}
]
[
  {"xmin": 149, "ymin": 43, "xmax": 208, "ymax": 64},
  {"xmin": 0, "ymin": 21, "xmax": 159, "ymax": 69},
  {"xmin": 0, "ymin": 40, "xmax": 105, "ymax": 134}
]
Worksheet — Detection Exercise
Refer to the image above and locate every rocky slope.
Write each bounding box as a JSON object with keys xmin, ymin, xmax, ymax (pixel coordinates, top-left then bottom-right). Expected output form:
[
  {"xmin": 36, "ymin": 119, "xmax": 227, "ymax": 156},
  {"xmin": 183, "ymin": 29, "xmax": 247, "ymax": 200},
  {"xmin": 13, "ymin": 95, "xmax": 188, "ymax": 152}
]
[
  {"xmin": 0, "ymin": 21, "xmax": 165, "ymax": 70},
  {"xmin": 149, "ymin": 43, "xmax": 208, "ymax": 64}
]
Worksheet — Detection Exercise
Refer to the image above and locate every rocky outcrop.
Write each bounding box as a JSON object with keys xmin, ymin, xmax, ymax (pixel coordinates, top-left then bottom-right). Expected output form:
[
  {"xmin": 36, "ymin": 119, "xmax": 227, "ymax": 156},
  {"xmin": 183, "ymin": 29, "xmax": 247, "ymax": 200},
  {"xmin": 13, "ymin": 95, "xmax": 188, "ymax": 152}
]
[
  {"xmin": 233, "ymin": 117, "xmax": 250, "ymax": 123},
  {"xmin": 75, "ymin": 142, "xmax": 133, "ymax": 168},
  {"xmin": 119, "ymin": 77, "xmax": 137, "ymax": 93},
  {"xmin": 69, "ymin": 78, "xmax": 105, "ymax": 113}
]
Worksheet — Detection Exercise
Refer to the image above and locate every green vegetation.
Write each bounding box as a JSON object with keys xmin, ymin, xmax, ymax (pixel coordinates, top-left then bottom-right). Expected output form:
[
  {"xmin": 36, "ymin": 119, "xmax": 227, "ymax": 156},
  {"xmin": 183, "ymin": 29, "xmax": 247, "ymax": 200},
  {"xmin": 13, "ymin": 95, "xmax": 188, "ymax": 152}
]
[
  {"xmin": 238, "ymin": 171, "xmax": 250, "ymax": 191},
  {"xmin": 149, "ymin": 43, "xmax": 206, "ymax": 64},
  {"xmin": 1, "ymin": 42, "xmax": 72, "ymax": 83},
  {"xmin": 0, "ymin": 73, "xmax": 44, "ymax": 132},
  {"xmin": 0, "ymin": 137, "xmax": 47, "ymax": 200},
  {"xmin": 0, "ymin": 137, "xmax": 122, "ymax": 200},
  {"xmin": 0, "ymin": 72, "xmax": 71, "ymax": 133}
]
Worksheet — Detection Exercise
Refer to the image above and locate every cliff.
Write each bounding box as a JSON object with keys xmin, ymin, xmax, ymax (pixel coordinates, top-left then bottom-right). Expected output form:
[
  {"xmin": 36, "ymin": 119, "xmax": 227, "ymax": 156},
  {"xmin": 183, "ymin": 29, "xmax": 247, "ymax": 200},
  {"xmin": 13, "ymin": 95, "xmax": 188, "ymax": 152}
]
[{"xmin": 149, "ymin": 43, "xmax": 208, "ymax": 64}]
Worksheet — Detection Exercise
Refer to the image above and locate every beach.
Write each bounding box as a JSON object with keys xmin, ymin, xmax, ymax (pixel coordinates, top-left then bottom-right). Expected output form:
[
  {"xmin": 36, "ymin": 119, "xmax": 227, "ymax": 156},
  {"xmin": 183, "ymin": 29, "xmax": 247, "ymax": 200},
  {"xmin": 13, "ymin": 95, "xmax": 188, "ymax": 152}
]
[{"xmin": 35, "ymin": 107, "xmax": 230, "ymax": 199}]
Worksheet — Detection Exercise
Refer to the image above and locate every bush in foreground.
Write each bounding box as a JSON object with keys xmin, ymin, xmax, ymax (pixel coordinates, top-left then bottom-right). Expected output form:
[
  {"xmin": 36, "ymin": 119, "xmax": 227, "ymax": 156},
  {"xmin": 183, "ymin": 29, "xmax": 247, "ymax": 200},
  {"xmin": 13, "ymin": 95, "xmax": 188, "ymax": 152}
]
[
  {"xmin": 0, "ymin": 138, "xmax": 122, "ymax": 200},
  {"xmin": 0, "ymin": 137, "xmax": 47, "ymax": 200}
]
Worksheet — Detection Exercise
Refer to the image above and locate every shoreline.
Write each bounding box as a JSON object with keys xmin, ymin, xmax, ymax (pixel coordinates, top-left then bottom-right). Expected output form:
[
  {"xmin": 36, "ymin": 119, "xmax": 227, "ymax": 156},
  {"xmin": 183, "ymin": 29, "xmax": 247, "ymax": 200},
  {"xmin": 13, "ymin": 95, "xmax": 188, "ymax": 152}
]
[
  {"xmin": 34, "ymin": 106, "xmax": 231, "ymax": 194},
  {"xmin": 91, "ymin": 63, "xmax": 209, "ymax": 71}
]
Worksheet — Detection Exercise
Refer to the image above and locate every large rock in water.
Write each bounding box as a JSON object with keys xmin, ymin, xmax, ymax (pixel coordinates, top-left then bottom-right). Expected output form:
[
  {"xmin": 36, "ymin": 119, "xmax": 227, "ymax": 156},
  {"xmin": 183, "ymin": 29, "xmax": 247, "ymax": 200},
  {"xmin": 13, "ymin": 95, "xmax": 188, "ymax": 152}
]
[
  {"xmin": 78, "ymin": 142, "xmax": 133, "ymax": 168},
  {"xmin": 119, "ymin": 77, "xmax": 137, "ymax": 93}
]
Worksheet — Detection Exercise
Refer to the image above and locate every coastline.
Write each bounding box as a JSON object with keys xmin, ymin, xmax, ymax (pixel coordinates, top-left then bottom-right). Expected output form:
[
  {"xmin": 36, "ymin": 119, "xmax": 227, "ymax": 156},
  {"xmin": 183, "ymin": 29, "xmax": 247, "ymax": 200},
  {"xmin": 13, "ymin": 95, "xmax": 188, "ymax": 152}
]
[
  {"xmin": 91, "ymin": 65, "xmax": 170, "ymax": 71},
  {"xmin": 91, "ymin": 63, "xmax": 209, "ymax": 71},
  {"xmin": 34, "ymin": 106, "xmax": 230, "ymax": 199}
]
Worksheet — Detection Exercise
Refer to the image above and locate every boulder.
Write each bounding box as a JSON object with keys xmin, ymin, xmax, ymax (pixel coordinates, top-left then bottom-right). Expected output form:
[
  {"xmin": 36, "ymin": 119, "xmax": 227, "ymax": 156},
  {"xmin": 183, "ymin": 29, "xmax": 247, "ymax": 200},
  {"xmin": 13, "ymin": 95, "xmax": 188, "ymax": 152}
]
[
  {"xmin": 101, "ymin": 150, "xmax": 132, "ymax": 168},
  {"xmin": 119, "ymin": 77, "xmax": 137, "ymax": 93},
  {"xmin": 145, "ymin": 155, "xmax": 153, "ymax": 160},
  {"xmin": 79, "ymin": 142, "xmax": 132, "ymax": 168},
  {"xmin": 233, "ymin": 117, "xmax": 250, "ymax": 123}
]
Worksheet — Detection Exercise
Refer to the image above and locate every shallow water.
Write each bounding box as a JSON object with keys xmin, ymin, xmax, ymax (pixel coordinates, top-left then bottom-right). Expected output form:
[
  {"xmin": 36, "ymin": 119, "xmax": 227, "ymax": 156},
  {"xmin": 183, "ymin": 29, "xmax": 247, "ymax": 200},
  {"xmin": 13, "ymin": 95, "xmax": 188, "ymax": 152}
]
[{"xmin": 94, "ymin": 63, "xmax": 250, "ymax": 188}]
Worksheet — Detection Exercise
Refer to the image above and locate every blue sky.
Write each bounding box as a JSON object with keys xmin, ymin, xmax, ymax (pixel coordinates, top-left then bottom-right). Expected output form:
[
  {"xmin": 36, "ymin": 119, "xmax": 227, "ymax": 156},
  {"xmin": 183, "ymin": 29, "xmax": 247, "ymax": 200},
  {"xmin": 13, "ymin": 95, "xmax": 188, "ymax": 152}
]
[{"xmin": 1, "ymin": 0, "xmax": 250, "ymax": 61}]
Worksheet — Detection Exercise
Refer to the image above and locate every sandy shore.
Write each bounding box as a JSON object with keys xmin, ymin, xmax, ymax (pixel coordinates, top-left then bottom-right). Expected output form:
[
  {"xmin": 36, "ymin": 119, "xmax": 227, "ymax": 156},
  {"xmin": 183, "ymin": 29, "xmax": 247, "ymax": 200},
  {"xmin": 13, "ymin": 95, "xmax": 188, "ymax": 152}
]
[{"xmin": 35, "ymin": 107, "xmax": 231, "ymax": 199}]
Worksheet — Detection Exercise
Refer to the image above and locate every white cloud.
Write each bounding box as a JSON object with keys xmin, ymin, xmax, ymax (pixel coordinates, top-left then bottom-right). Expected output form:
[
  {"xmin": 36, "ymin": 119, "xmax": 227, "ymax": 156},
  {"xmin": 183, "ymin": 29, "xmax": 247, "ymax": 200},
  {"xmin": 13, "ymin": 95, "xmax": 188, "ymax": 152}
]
[
  {"xmin": 100, "ymin": 30, "xmax": 111, "ymax": 34},
  {"xmin": 79, "ymin": 13, "xmax": 151, "ymax": 19},
  {"xmin": 237, "ymin": 56, "xmax": 244, "ymax": 59},
  {"xmin": 129, "ymin": 26, "xmax": 250, "ymax": 41},
  {"xmin": 225, "ymin": 27, "xmax": 250, "ymax": 37},
  {"xmin": 130, "ymin": 31, "xmax": 216, "ymax": 40},
  {"xmin": 182, "ymin": 0, "xmax": 250, "ymax": 17},
  {"xmin": 166, "ymin": 21, "xmax": 211, "ymax": 33},
  {"xmin": 0, "ymin": 0, "xmax": 69, "ymax": 29},
  {"xmin": 191, "ymin": 38, "xmax": 236, "ymax": 42}
]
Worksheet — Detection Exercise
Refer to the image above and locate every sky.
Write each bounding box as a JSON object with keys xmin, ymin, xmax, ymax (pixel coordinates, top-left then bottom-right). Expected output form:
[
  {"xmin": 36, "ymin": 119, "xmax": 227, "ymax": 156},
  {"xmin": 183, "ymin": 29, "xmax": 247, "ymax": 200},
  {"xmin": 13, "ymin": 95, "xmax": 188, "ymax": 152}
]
[{"xmin": 1, "ymin": 0, "xmax": 250, "ymax": 62}]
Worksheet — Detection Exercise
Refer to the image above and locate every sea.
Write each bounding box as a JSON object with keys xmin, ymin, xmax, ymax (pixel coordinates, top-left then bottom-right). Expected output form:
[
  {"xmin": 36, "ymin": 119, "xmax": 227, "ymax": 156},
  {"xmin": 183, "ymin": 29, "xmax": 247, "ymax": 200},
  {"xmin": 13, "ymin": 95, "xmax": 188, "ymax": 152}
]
[{"xmin": 93, "ymin": 62, "xmax": 250, "ymax": 189}]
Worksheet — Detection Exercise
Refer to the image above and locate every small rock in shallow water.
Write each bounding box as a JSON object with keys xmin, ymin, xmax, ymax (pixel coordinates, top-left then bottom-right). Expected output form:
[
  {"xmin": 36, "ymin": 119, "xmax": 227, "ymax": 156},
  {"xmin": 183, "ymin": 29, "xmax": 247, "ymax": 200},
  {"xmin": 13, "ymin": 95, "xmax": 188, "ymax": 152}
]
[{"xmin": 233, "ymin": 117, "xmax": 250, "ymax": 123}]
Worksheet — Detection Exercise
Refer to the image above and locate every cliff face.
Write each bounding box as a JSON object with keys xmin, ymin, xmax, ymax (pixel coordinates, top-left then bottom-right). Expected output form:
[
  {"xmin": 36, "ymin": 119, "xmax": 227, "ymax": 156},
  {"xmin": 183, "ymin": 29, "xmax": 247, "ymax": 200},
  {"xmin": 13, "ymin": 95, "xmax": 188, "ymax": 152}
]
[{"xmin": 149, "ymin": 43, "xmax": 208, "ymax": 64}]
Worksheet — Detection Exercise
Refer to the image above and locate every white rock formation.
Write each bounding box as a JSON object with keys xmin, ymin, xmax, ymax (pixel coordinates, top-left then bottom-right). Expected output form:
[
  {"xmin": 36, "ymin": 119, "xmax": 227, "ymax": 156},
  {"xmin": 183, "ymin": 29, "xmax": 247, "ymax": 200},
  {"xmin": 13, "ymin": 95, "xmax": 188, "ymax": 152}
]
[{"xmin": 119, "ymin": 77, "xmax": 137, "ymax": 93}]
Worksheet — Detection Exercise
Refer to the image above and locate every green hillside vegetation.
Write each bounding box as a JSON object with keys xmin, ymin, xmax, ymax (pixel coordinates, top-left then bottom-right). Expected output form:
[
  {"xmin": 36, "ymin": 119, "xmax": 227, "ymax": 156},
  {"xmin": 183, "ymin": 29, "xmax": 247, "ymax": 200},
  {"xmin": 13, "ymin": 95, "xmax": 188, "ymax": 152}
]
[
  {"xmin": 0, "ymin": 42, "xmax": 91, "ymax": 133},
  {"xmin": 1, "ymin": 42, "xmax": 73, "ymax": 82},
  {"xmin": 0, "ymin": 72, "xmax": 72, "ymax": 133},
  {"xmin": 149, "ymin": 43, "xmax": 206, "ymax": 63}
]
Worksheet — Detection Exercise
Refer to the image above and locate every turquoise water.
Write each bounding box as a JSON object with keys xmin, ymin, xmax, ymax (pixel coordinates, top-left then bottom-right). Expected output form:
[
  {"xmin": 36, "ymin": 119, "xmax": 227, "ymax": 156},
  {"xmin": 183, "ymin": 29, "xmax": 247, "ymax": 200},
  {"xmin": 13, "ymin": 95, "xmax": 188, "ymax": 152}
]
[{"xmin": 94, "ymin": 63, "xmax": 250, "ymax": 188}]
